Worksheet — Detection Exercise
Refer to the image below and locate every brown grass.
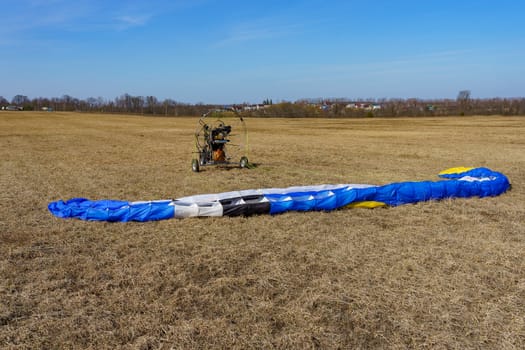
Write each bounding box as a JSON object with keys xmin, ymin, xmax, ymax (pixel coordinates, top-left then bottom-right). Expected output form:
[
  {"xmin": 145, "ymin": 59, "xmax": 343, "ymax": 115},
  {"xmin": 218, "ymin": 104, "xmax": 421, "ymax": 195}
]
[{"xmin": 1, "ymin": 111, "xmax": 524, "ymax": 349}]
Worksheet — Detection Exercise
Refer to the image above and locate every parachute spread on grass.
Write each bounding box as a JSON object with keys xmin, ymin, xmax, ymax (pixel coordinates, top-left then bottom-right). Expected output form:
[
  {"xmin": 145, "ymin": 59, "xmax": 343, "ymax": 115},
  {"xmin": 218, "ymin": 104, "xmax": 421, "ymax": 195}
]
[{"xmin": 48, "ymin": 167, "xmax": 510, "ymax": 222}]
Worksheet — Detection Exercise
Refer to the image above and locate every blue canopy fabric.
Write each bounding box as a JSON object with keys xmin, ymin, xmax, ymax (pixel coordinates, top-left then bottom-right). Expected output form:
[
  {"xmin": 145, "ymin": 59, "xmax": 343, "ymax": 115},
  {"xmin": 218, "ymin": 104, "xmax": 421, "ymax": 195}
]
[
  {"xmin": 48, "ymin": 198, "xmax": 174, "ymax": 222},
  {"xmin": 48, "ymin": 167, "xmax": 510, "ymax": 222}
]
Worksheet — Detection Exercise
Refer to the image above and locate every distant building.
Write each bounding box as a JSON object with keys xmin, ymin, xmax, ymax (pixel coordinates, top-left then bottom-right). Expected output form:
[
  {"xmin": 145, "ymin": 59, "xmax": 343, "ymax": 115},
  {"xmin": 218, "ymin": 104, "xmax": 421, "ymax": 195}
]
[
  {"xmin": 242, "ymin": 104, "xmax": 269, "ymax": 111},
  {"xmin": 346, "ymin": 102, "xmax": 382, "ymax": 110},
  {"xmin": 6, "ymin": 106, "xmax": 23, "ymax": 111}
]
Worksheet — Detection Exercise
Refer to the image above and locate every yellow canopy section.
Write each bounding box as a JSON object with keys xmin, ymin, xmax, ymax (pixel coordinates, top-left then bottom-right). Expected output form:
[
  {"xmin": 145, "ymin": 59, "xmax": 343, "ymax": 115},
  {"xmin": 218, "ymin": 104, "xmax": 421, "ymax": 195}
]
[
  {"xmin": 347, "ymin": 201, "xmax": 387, "ymax": 209},
  {"xmin": 438, "ymin": 167, "xmax": 475, "ymax": 176}
]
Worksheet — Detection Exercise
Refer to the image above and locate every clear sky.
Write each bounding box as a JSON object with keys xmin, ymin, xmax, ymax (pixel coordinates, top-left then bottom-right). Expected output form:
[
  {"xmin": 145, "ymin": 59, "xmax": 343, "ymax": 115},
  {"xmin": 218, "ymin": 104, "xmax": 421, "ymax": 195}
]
[{"xmin": 1, "ymin": 0, "xmax": 524, "ymax": 104}]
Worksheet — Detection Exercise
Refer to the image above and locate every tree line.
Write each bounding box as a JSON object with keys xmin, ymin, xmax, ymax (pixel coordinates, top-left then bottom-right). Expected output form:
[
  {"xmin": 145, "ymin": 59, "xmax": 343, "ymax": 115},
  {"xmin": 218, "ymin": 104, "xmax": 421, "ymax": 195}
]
[
  {"xmin": 1, "ymin": 94, "xmax": 215, "ymax": 116},
  {"xmin": 2, "ymin": 92, "xmax": 525, "ymax": 117}
]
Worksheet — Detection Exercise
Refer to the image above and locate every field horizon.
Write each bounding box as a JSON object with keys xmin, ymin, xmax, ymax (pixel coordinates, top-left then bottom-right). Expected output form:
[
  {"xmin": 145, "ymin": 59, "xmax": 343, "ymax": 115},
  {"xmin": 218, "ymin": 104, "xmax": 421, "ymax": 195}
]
[{"xmin": 1, "ymin": 112, "xmax": 524, "ymax": 349}]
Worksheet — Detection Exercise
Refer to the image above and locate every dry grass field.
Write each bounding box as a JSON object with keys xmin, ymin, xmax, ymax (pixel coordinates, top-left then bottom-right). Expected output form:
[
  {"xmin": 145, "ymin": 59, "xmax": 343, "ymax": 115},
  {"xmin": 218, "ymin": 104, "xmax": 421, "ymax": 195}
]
[{"xmin": 1, "ymin": 111, "xmax": 524, "ymax": 349}]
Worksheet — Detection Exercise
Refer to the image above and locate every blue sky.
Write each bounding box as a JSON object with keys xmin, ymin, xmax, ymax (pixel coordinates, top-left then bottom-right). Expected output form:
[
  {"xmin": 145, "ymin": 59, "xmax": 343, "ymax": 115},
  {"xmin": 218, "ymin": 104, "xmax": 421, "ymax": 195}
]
[{"xmin": 1, "ymin": 0, "xmax": 524, "ymax": 104}]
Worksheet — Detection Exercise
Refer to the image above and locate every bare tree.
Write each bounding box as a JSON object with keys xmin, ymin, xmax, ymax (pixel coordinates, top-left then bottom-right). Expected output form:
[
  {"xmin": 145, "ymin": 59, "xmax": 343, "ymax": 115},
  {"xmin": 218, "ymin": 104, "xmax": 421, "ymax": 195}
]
[
  {"xmin": 457, "ymin": 90, "xmax": 471, "ymax": 115},
  {"xmin": 12, "ymin": 95, "xmax": 29, "ymax": 106}
]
